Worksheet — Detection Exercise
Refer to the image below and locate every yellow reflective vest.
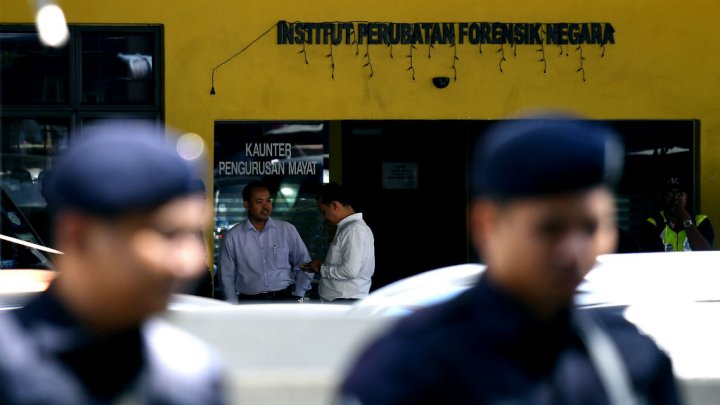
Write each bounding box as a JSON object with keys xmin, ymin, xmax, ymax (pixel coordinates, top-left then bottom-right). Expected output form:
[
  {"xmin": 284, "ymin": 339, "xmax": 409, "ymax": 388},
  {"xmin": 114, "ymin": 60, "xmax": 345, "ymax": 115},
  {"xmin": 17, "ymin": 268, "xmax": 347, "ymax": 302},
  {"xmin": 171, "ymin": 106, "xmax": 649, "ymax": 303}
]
[{"xmin": 647, "ymin": 211, "xmax": 707, "ymax": 252}]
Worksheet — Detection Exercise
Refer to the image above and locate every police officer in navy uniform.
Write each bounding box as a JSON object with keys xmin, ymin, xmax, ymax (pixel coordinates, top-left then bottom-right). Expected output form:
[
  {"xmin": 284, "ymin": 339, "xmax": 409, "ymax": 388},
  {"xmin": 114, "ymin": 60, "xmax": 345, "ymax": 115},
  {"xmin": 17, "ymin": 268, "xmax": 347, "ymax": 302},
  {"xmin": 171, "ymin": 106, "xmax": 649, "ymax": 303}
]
[
  {"xmin": 338, "ymin": 117, "xmax": 681, "ymax": 404},
  {"xmin": 641, "ymin": 176, "xmax": 713, "ymax": 252},
  {"xmin": 0, "ymin": 122, "xmax": 226, "ymax": 404}
]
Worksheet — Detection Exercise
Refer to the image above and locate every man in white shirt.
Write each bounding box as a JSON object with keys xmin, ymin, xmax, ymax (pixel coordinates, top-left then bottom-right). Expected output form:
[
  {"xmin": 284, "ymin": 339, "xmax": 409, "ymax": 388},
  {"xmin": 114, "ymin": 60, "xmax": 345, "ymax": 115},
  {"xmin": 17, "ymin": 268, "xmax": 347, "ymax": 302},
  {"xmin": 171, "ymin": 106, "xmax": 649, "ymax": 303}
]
[{"xmin": 303, "ymin": 182, "xmax": 375, "ymax": 302}]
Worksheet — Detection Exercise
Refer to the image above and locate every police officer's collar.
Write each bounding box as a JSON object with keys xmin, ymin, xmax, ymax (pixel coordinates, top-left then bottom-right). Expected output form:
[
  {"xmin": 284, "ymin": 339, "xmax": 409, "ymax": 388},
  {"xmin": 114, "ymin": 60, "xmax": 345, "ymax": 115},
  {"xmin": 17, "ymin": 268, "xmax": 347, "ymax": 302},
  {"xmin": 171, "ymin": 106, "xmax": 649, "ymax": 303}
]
[
  {"xmin": 15, "ymin": 284, "xmax": 143, "ymax": 354},
  {"xmin": 468, "ymin": 274, "xmax": 574, "ymax": 341}
]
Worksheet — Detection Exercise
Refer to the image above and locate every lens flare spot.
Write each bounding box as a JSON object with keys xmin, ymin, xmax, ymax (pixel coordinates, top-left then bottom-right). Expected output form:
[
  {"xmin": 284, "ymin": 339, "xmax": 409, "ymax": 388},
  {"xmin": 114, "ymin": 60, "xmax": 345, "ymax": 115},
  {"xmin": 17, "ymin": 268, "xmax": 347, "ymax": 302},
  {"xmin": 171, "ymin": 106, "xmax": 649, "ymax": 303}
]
[{"xmin": 176, "ymin": 133, "xmax": 205, "ymax": 161}]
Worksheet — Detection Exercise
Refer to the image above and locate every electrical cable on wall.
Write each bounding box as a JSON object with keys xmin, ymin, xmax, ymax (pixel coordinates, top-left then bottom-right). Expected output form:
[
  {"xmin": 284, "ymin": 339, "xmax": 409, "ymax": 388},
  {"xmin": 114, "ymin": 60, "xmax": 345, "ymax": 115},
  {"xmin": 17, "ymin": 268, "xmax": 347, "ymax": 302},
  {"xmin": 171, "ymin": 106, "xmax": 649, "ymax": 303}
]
[
  {"xmin": 406, "ymin": 44, "xmax": 416, "ymax": 81},
  {"xmin": 210, "ymin": 20, "xmax": 613, "ymax": 93},
  {"xmin": 209, "ymin": 22, "xmax": 276, "ymax": 95},
  {"xmin": 326, "ymin": 43, "xmax": 335, "ymax": 79}
]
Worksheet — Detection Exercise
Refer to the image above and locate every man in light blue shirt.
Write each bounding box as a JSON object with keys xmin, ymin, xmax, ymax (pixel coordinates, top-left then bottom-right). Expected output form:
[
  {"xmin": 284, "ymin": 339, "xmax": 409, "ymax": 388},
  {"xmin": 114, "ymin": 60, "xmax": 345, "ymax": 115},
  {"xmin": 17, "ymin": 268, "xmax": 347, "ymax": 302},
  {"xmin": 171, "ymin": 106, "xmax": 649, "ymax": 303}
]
[{"xmin": 219, "ymin": 181, "xmax": 313, "ymax": 303}]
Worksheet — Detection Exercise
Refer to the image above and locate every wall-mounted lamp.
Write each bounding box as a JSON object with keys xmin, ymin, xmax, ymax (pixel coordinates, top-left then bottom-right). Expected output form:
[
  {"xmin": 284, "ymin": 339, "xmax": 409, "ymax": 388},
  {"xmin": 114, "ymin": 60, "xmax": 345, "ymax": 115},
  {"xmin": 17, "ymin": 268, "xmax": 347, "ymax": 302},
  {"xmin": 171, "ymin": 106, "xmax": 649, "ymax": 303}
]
[{"xmin": 34, "ymin": 0, "xmax": 69, "ymax": 48}]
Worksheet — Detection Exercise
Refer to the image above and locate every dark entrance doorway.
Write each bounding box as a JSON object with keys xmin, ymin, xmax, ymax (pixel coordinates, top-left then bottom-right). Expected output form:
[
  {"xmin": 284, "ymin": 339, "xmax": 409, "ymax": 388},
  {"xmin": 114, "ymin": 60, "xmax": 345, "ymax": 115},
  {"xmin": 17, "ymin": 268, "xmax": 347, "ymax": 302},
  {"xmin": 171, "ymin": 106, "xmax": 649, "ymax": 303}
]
[
  {"xmin": 341, "ymin": 119, "xmax": 698, "ymax": 290},
  {"xmin": 342, "ymin": 121, "xmax": 480, "ymax": 290}
]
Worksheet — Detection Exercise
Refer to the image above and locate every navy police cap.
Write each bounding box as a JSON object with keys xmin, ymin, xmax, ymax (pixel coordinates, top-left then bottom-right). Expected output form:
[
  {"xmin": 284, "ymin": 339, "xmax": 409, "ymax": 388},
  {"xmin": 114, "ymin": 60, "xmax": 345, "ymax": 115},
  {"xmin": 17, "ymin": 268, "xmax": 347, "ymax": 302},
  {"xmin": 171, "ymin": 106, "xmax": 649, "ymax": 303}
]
[
  {"xmin": 42, "ymin": 121, "xmax": 203, "ymax": 217},
  {"xmin": 472, "ymin": 117, "xmax": 624, "ymax": 200}
]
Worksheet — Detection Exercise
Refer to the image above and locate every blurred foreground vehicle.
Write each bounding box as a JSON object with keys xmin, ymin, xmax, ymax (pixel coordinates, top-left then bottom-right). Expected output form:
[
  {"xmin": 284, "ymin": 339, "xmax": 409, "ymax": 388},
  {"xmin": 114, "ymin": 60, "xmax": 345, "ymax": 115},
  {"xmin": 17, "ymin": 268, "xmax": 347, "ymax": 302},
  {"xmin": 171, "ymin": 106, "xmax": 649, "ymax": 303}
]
[
  {"xmin": 350, "ymin": 253, "xmax": 720, "ymax": 405},
  {"xmin": 0, "ymin": 189, "xmax": 57, "ymax": 310},
  {"xmin": 165, "ymin": 252, "xmax": 720, "ymax": 405},
  {"xmin": 1, "ymin": 189, "xmax": 55, "ymax": 270},
  {"xmin": 3, "ymin": 206, "xmax": 719, "ymax": 405}
]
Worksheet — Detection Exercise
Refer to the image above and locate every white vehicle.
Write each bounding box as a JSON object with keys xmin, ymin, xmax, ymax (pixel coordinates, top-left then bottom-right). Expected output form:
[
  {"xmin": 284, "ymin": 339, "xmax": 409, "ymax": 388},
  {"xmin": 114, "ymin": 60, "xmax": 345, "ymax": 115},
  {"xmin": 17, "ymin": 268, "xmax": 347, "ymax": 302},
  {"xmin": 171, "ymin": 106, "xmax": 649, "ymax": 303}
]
[
  {"xmin": 4, "ymin": 251, "xmax": 720, "ymax": 404},
  {"xmin": 163, "ymin": 252, "xmax": 720, "ymax": 405}
]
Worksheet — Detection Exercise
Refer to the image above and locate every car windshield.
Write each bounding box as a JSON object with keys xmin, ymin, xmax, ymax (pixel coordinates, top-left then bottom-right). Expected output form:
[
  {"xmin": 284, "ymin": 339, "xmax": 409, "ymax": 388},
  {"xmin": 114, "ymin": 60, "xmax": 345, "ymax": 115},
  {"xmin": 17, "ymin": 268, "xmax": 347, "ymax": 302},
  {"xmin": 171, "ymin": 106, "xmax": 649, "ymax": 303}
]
[{"xmin": 0, "ymin": 189, "xmax": 54, "ymax": 270}]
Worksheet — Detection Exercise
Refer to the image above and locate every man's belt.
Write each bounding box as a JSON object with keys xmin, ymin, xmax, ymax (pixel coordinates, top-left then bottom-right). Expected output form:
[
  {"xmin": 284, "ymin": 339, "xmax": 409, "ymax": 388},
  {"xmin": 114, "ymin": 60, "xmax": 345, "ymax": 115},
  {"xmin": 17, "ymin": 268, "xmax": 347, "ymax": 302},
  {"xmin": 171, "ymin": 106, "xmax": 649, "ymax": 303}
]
[{"xmin": 237, "ymin": 285, "xmax": 295, "ymax": 301}]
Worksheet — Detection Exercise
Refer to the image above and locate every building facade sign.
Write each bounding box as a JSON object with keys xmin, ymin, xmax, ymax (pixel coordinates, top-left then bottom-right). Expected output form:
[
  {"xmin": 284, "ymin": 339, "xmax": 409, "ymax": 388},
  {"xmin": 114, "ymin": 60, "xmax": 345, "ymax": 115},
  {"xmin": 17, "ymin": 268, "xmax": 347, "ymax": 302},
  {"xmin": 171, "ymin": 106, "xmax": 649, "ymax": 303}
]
[{"xmin": 277, "ymin": 21, "xmax": 616, "ymax": 46}]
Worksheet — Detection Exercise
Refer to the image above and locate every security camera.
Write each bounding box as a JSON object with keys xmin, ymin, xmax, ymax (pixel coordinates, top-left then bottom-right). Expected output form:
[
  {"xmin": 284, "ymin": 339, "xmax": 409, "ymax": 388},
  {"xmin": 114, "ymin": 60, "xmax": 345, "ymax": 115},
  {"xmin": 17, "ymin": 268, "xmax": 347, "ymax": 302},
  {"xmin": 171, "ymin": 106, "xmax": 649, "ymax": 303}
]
[{"xmin": 432, "ymin": 76, "xmax": 450, "ymax": 89}]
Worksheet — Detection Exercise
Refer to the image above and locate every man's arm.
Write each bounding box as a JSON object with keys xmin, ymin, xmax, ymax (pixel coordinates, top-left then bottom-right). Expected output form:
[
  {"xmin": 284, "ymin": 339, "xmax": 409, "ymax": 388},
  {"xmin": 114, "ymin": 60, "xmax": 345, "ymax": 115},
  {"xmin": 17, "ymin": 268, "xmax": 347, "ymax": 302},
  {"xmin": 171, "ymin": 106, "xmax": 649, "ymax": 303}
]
[
  {"xmin": 695, "ymin": 218, "xmax": 714, "ymax": 249},
  {"xmin": 218, "ymin": 233, "xmax": 239, "ymax": 304},
  {"xmin": 288, "ymin": 226, "xmax": 313, "ymax": 297},
  {"xmin": 671, "ymin": 206, "xmax": 711, "ymax": 250},
  {"xmin": 321, "ymin": 226, "xmax": 368, "ymax": 280},
  {"xmin": 686, "ymin": 222, "xmax": 712, "ymax": 250},
  {"xmin": 597, "ymin": 310, "xmax": 682, "ymax": 405}
]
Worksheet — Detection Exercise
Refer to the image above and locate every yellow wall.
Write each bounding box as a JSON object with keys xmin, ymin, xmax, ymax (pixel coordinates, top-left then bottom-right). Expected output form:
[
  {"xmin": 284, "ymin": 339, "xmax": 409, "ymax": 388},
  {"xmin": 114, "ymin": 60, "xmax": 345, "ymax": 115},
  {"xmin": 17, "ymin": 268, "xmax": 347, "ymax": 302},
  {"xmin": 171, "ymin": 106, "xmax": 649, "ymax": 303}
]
[{"xmin": 3, "ymin": 0, "xmax": 720, "ymax": 234}]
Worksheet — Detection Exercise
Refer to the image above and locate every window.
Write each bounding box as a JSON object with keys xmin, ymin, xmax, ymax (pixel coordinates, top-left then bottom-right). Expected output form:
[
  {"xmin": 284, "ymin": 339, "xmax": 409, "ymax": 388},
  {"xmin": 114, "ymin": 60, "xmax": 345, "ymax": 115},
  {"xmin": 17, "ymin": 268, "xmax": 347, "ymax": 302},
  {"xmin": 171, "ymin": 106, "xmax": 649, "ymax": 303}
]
[
  {"xmin": 0, "ymin": 32, "xmax": 69, "ymax": 105},
  {"xmin": 81, "ymin": 31, "xmax": 157, "ymax": 105},
  {"xmin": 0, "ymin": 24, "xmax": 163, "ymax": 246},
  {"xmin": 213, "ymin": 121, "xmax": 330, "ymax": 264}
]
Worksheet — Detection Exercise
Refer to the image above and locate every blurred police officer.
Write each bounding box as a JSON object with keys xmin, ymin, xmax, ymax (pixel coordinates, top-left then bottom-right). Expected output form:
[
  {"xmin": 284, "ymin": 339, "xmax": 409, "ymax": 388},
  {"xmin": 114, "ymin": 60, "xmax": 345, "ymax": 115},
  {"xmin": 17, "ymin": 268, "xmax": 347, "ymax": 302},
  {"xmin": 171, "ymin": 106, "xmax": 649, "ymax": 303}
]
[
  {"xmin": 339, "ymin": 117, "xmax": 680, "ymax": 404},
  {"xmin": 0, "ymin": 122, "xmax": 225, "ymax": 404}
]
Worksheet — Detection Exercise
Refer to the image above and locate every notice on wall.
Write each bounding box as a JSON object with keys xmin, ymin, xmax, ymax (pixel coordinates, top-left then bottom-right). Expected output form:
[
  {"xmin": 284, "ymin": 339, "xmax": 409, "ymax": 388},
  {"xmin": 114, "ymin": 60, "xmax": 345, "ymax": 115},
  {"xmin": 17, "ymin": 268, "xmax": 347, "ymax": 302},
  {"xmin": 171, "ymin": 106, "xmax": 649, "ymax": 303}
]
[{"xmin": 382, "ymin": 162, "xmax": 418, "ymax": 190}]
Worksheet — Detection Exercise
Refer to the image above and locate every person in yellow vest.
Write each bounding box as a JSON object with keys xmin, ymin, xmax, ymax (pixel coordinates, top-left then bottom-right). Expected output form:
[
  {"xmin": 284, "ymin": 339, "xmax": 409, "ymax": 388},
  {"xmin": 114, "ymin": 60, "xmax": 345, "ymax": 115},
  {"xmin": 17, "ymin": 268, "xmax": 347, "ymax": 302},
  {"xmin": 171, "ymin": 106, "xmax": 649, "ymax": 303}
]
[{"xmin": 641, "ymin": 176, "xmax": 713, "ymax": 251}]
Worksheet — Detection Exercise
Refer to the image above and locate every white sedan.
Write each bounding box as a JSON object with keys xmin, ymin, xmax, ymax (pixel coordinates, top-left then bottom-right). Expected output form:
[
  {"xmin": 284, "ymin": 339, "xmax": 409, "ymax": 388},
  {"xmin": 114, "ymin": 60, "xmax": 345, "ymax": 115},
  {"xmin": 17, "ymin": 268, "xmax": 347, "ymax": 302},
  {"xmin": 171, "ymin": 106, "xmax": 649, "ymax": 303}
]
[
  {"xmin": 3, "ymin": 251, "xmax": 719, "ymax": 404},
  {"xmin": 165, "ymin": 251, "xmax": 720, "ymax": 405}
]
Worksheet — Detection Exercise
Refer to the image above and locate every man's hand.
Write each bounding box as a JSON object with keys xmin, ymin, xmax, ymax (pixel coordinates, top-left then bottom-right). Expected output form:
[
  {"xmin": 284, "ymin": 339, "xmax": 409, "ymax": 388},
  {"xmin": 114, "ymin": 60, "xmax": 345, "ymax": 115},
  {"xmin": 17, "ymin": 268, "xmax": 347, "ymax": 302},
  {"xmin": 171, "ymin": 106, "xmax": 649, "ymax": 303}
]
[
  {"xmin": 670, "ymin": 203, "xmax": 691, "ymax": 223},
  {"xmin": 301, "ymin": 259, "xmax": 323, "ymax": 273}
]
